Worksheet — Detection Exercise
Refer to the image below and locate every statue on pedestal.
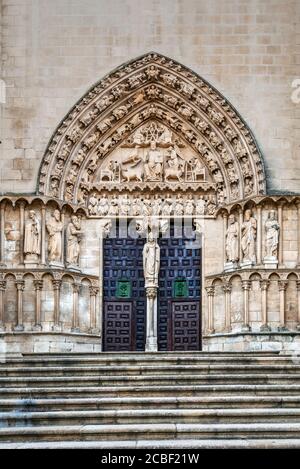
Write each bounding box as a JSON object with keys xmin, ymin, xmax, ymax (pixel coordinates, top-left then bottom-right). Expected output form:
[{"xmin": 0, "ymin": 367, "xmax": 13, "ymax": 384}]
[
  {"xmin": 46, "ymin": 209, "xmax": 63, "ymax": 263},
  {"xmin": 225, "ymin": 214, "xmax": 239, "ymax": 263},
  {"xmin": 265, "ymin": 210, "xmax": 280, "ymax": 260},
  {"xmin": 66, "ymin": 215, "xmax": 82, "ymax": 267},
  {"xmin": 241, "ymin": 209, "xmax": 257, "ymax": 264},
  {"xmin": 24, "ymin": 210, "xmax": 41, "ymax": 263},
  {"xmin": 143, "ymin": 232, "xmax": 160, "ymax": 288}
]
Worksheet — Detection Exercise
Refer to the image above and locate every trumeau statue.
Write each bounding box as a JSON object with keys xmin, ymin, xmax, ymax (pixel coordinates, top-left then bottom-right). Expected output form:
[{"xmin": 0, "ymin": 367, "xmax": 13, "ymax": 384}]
[
  {"xmin": 265, "ymin": 210, "xmax": 280, "ymax": 259},
  {"xmin": 66, "ymin": 215, "xmax": 82, "ymax": 266},
  {"xmin": 46, "ymin": 209, "xmax": 63, "ymax": 263},
  {"xmin": 143, "ymin": 231, "xmax": 160, "ymax": 288},
  {"xmin": 241, "ymin": 209, "xmax": 257, "ymax": 263},
  {"xmin": 226, "ymin": 214, "xmax": 239, "ymax": 263},
  {"xmin": 24, "ymin": 210, "xmax": 41, "ymax": 260}
]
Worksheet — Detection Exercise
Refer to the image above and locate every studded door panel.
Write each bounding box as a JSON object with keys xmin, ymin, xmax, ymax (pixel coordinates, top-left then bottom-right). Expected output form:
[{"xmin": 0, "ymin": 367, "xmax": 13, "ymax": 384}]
[
  {"xmin": 103, "ymin": 237, "xmax": 146, "ymax": 351},
  {"xmin": 171, "ymin": 301, "xmax": 200, "ymax": 351},
  {"xmin": 158, "ymin": 229, "xmax": 201, "ymax": 351}
]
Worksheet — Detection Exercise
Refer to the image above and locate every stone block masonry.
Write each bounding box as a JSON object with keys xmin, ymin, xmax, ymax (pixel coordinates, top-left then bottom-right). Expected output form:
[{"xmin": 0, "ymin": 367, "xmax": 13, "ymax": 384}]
[{"xmin": 0, "ymin": 0, "xmax": 300, "ymax": 194}]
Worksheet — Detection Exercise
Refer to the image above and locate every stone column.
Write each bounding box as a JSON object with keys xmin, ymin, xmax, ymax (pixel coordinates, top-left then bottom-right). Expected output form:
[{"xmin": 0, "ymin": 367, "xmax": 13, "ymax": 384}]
[
  {"xmin": 223, "ymin": 211, "xmax": 228, "ymax": 269},
  {"xmin": 89, "ymin": 286, "xmax": 99, "ymax": 333},
  {"xmin": 33, "ymin": 279, "xmax": 43, "ymax": 330},
  {"xmin": 61, "ymin": 208, "xmax": 65, "ymax": 265},
  {"xmin": 145, "ymin": 287, "xmax": 158, "ymax": 352},
  {"xmin": 239, "ymin": 208, "xmax": 243, "ymax": 263},
  {"xmin": 242, "ymin": 280, "xmax": 251, "ymax": 331},
  {"xmin": 98, "ymin": 219, "xmax": 112, "ymax": 350},
  {"xmin": 278, "ymin": 279, "xmax": 288, "ymax": 331},
  {"xmin": 0, "ymin": 279, "xmax": 6, "ymax": 331},
  {"xmin": 260, "ymin": 279, "xmax": 270, "ymax": 331},
  {"xmin": 0, "ymin": 202, "xmax": 6, "ymax": 267},
  {"xmin": 223, "ymin": 281, "xmax": 232, "ymax": 332},
  {"xmin": 14, "ymin": 279, "xmax": 25, "ymax": 331},
  {"xmin": 297, "ymin": 202, "xmax": 300, "ymax": 268},
  {"xmin": 205, "ymin": 286, "xmax": 215, "ymax": 333},
  {"xmin": 278, "ymin": 202, "xmax": 284, "ymax": 267},
  {"xmin": 71, "ymin": 282, "xmax": 80, "ymax": 332},
  {"xmin": 297, "ymin": 280, "xmax": 300, "ymax": 331},
  {"xmin": 52, "ymin": 279, "xmax": 62, "ymax": 331},
  {"xmin": 40, "ymin": 205, "xmax": 46, "ymax": 266},
  {"xmin": 256, "ymin": 204, "xmax": 262, "ymax": 266},
  {"xmin": 19, "ymin": 201, "xmax": 26, "ymax": 266}
]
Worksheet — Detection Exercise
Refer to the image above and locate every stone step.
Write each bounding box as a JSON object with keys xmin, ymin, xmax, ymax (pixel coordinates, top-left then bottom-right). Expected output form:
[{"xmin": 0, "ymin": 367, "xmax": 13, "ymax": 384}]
[
  {"xmin": 2, "ymin": 408, "xmax": 300, "ymax": 427},
  {"xmin": 1, "ymin": 422, "xmax": 300, "ymax": 442},
  {"xmin": 3, "ymin": 353, "xmax": 292, "ymax": 368},
  {"xmin": 2, "ymin": 438, "xmax": 300, "ymax": 449},
  {"xmin": 1, "ymin": 384, "xmax": 300, "ymax": 398},
  {"xmin": 1, "ymin": 373, "xmax": 300, "ymax": 388},
  {"xmin": 1, "ymin": 364, "xmax": 300, "ymax": 376},
  {"xmin": 1, "ymin": 395, "xmax": 300, "ymax": 411}
]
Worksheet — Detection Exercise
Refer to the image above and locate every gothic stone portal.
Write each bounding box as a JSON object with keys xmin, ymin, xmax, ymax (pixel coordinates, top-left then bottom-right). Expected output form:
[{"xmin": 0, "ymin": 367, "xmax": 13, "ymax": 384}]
[{"xmin": 3, "ymin": 53, "xmax": 300, "ymax": 355}]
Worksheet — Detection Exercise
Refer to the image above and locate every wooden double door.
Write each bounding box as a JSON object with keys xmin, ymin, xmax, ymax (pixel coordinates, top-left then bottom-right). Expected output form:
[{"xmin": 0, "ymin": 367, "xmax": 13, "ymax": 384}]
[{"xmin": 103, "ymin": 228, "xmax": 201, "ymax": 352}]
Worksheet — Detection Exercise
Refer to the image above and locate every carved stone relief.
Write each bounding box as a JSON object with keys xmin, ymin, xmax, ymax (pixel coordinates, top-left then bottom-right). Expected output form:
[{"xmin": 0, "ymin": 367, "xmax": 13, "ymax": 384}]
[{"xmin": 37, "ymin": 53, "xmax": 266, "ymax": 206}]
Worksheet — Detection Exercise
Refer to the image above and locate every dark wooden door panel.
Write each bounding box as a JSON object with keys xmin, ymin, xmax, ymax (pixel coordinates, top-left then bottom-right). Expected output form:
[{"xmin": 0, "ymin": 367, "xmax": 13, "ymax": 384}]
[
  {"xmin": 171, "ymin": 301, "xmax": 200, "ymax": 351},
  {"xmin": 103, "ymin": 301, "xmax": 133, "ymax": 351},
  {"xmin": 103, "ymin": 235, "xmax": 146, "ymax": 351}
]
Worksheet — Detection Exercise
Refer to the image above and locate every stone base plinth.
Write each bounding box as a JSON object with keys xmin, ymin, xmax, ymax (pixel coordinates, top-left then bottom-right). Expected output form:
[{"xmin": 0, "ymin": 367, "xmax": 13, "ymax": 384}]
[
  {"xmin": 203, "ymin": 331, "xmax": 300, "ymax": 353},
  {"xmin": 0, "ymin": 332, "xmax": 102, "ymax": 355}
]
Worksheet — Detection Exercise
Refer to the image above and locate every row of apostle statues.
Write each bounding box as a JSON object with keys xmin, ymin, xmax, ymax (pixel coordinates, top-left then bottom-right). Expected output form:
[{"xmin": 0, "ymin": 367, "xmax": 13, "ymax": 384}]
[
  {"xmin": 24, "ymin": 209, "xmax": 83, "ymax": 268},
  {"xmin": 88, "ymin": 192, "xmax": 217, "ymax": 217},
  {"xmin": 225, "ymin": 209, "xmax": 280, "ymax": 268}
]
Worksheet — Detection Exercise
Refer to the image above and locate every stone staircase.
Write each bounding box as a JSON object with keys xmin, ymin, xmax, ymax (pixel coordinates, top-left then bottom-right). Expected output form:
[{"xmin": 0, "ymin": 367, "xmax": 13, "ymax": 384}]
[{"xmin": 1, "ymin": 352, "xmax": 300, "ymax": 448}]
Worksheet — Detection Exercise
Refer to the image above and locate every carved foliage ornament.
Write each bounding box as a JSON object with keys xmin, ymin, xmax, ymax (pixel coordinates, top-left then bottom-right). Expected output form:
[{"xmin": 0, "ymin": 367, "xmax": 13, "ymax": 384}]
[{"xmin": 37, "ymin": 53, "xmax": 266, "ymax": 205}]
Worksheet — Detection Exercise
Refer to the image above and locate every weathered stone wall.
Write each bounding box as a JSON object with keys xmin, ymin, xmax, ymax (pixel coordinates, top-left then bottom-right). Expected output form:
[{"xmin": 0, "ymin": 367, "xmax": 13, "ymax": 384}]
[{"xmin": 0, "ymin": 0, "xmax": 299, "ymax": 194}]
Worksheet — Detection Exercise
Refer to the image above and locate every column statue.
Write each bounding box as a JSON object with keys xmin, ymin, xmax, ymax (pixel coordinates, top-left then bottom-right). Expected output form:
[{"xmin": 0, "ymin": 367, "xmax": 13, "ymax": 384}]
[
  {"xmin": 143, "ymin": 232, "xmax": 160, "ymax": 288},
  {"xmin": 226, "ymin": 214, "xmax": 239, "ymax": 263},
  {"xmin": 46, "ymin": 209, "xmax": 63, "ymax": 263},
  {"xmin": 265, "ymin": 210, "xmax": 280, "ymax": 260},
  {"xmin": 66, "ymin": 215, "xmax": 82, "ymax": 267},
  {"xmin": 143, "ymin": 231, "xmax": 160, "ymax": 352},
  {"xmin": 24, "ymin": 210, "xmax": 41, "ymax": 263},
  {"xmin": 241, "ymin": 209, "xmax": 257, "ymax": 264}
]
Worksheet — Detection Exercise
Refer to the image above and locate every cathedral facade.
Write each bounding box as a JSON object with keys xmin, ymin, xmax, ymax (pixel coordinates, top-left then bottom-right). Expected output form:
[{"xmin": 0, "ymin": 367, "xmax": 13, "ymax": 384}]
[{"xmin": 0, "ymin": 1, "xmax": 299, "ymax": 356}]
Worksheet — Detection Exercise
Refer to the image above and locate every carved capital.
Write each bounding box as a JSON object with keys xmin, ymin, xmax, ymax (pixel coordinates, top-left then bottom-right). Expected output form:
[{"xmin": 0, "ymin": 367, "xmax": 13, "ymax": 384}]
[
  {"xmin": 15, "ymin": 280, "xmax": 25, "ymax": 291},
  {"xmin": 205, "ymin": 286, "xmax": 215, "ymax": 296},
  {"xmin": 222, "ymin": 282, "xmax": 232, "ymax": 293},
  {"xmin": 33, "ymin": 279, "xmax": 43, "ymax": 291},
  {"xmin": 278, "ymin": 280, "xmax": 288, "ymax": 291},
  {"xmin": 52, "ymin": 279, "xmax": 62, "ymax": 291},
  {"xmin": 260, "ymin": 279, "xmax": 270, "ymax": 291},
  {"xmin": 73, "ymin": 282, "xmax": 81, "ymax": 294},
  {"xmin": 89, "ymin": 286, "xmax": 99, "ymax": 296},
  {"xmin": 146, "ymin": 286, "xmax": 157, "ymax": 299},
  {"xmin": 242, "ymin": 280, "xmax": 251, "ymax": 291},
  {"xmin": 0, "ymin": 280, "xmax": 6, "ymax": 291}
]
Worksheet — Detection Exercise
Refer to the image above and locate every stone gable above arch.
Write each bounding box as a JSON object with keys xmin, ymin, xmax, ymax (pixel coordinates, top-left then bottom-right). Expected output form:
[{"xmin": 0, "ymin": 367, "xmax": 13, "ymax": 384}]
[{"xmin": 37, "ymin": 52, "xmax": 266, "ymax": 209}]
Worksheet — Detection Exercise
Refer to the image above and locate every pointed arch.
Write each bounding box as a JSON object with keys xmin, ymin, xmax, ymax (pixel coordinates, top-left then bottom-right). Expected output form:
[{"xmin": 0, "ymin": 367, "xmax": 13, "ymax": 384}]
[{"xmin": 37, "ymin": 52, "xmax": 266, "ymax": 206}]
